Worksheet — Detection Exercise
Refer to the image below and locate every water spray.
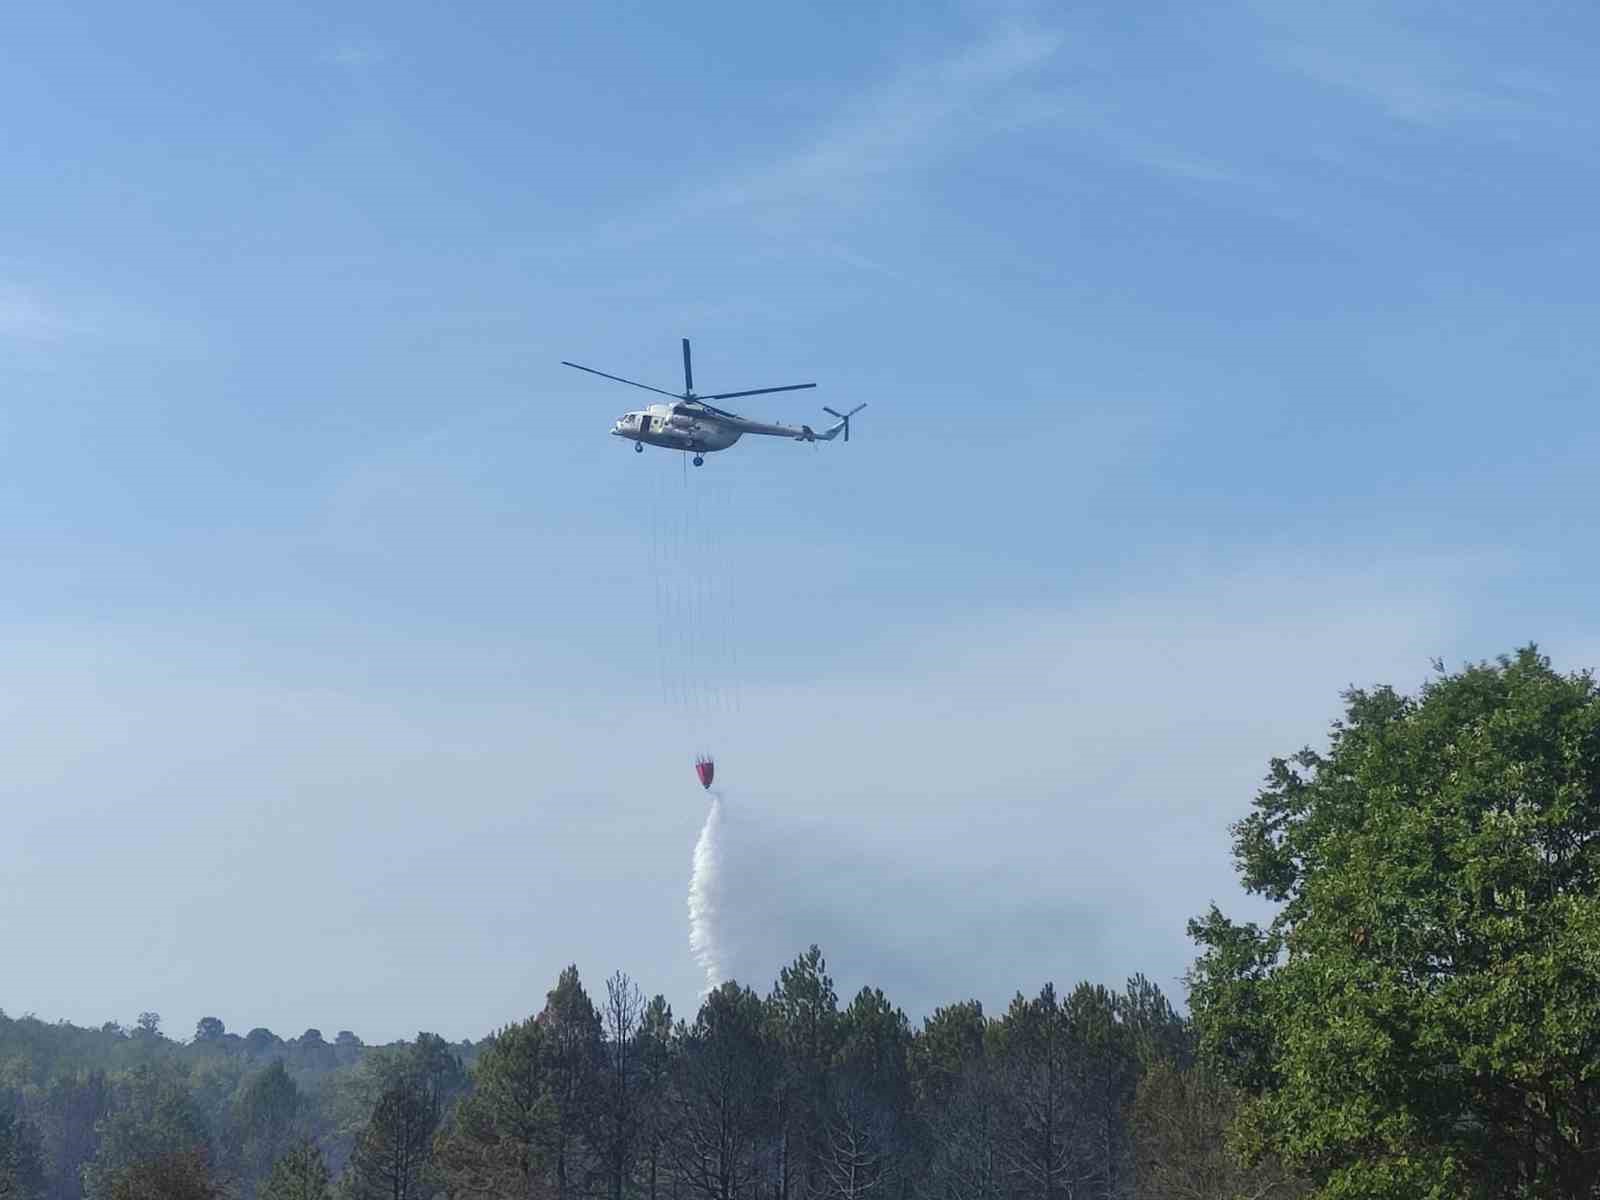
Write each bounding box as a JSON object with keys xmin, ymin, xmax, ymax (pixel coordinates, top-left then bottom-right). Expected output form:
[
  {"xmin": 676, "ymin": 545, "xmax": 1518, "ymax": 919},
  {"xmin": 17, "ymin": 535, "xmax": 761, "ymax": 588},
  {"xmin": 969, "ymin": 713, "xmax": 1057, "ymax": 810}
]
[{"xmin": 687, "ymin": 791, "xmax": 724, "ymax": 992}]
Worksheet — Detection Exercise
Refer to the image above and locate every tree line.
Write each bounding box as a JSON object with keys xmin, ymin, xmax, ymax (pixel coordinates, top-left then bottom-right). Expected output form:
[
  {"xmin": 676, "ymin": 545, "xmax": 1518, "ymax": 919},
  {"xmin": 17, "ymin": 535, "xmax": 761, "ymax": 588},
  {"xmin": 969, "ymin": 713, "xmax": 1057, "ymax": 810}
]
[{"xmin": 1, "ymin": 954, "xmax": 1281, "ymax": 1200}]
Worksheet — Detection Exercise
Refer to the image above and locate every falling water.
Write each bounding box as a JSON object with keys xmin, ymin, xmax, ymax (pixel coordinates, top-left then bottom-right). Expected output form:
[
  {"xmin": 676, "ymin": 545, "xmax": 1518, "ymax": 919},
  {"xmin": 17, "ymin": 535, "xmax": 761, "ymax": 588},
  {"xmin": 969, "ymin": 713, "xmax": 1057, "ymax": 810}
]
[{"xmin": 687, "ymin": 792, "xmax": 724, "ymax": 991}]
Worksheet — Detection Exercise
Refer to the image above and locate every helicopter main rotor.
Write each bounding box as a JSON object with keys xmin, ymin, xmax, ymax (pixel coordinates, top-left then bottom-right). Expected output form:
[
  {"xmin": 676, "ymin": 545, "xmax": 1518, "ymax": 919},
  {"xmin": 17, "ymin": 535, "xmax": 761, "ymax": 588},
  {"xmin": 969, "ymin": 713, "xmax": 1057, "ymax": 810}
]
[{"xmin": 562, "ymin": 338, "xmax": 816, "ymax": 414}]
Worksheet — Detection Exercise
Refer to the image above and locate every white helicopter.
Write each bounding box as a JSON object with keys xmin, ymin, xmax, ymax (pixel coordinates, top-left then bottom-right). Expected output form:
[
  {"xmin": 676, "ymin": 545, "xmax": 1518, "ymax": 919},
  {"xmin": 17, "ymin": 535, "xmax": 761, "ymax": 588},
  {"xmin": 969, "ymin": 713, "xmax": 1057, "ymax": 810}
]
[{"xmin": 563, "ymin": 338, "xmax": 865, "ymax": 466}]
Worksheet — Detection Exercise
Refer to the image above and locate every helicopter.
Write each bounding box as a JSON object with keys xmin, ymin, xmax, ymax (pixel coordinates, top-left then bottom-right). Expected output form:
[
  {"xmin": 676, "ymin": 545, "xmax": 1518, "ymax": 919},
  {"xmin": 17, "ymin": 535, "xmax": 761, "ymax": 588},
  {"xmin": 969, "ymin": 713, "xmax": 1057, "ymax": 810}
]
[{"xmin": 562, "ymin": 338, "xmax": 865, "ymax": 466}]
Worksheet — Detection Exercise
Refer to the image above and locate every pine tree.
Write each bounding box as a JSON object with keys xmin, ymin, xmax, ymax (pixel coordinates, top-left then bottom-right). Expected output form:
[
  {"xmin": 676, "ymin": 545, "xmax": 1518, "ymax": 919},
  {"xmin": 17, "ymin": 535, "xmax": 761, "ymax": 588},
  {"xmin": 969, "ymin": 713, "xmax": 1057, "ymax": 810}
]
[
  {"xmin": 767, "ymin": 946, "xmax": 839, "ymax": 1200},
  {"xmin": 671, "ymin": 983, "xmax": 780, "ymax": 1200},
  {"xmin": 539, "ymin": 966, "xmax": 603, "ymax": 1200},
  {"xmin": 344, "ymin": 1080, "xmax": 434, "ymax": 1200},
  {"xmin": 435, "ymin": 1017, "xmax": 554, "ymax": 1198},
  {"xmin": 599, "ymin": 972, "xmax": 646, "ymax": 1200},
  {"xmin": 258, "ymin": 1140, "xmax": 332, "ymax": 1200}
]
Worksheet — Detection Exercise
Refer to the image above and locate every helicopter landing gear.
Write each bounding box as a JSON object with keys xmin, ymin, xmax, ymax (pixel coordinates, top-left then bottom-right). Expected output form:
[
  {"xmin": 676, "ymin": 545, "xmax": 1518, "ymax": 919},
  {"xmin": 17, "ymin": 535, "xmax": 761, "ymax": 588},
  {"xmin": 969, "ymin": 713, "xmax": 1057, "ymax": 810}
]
[
  {"xmin": 692, "ymin": 454, "xmax": 705, "ymax": 467},
  {"xmin": 634, "ymin": 442, "xmax": 644, "ymax": 453}
]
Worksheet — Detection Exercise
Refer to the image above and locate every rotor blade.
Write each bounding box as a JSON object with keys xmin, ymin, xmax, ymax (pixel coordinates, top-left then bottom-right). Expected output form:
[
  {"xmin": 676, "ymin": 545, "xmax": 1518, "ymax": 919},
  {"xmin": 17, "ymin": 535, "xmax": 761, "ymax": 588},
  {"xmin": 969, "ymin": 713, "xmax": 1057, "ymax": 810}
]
[
  {"xmin": 702, "ymin": 383, "xmax": 817, "ymax": 401},
  {"xmin": 823, "ymin": 407, "xmax": 843, "ymax": 419},
  {"xmin": 561, "ymin": 361, "xmax": 683, "ymax": 399},
  {"xmin": 682, "ymin": 339, "xmax": 693, "ymax": 394}
]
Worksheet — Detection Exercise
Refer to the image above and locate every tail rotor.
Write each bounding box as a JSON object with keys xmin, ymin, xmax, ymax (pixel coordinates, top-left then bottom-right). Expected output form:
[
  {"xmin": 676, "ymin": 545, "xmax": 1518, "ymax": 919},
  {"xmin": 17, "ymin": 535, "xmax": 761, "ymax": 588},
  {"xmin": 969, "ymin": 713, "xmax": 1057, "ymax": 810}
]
[{"xmin": 819, "ymin": 406, "xmax": 870, "ymax": 444}]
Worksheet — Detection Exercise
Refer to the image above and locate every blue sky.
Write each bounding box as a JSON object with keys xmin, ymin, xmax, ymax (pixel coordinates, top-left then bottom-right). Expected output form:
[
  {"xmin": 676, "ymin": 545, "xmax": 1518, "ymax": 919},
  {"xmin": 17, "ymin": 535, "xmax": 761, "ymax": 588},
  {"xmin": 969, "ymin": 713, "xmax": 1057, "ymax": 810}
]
[{"xmin": 4, "ymin": 0, "xmax": 1599, "ymax": 1042}]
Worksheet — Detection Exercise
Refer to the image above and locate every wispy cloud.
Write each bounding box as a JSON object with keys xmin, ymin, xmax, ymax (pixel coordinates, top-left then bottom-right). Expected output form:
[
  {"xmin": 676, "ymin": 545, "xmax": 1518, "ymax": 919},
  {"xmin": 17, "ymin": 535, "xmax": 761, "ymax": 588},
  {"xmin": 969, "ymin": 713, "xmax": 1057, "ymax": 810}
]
[
  {"xmin": 1279, "ymin": 45, "xmax": 1544, "ymax": 127},
  {"xmin": 1051, "ymin": 102, "xmax": 1257, "ymax": 188},
  {"xmin": 537, "ymin": 24, "xmax": 1065, "ymax": 276},
  {"xmin": 690, "ymin": 18, "xmax": 1275, "ymax": 225},
  {"xmin": 530, "ymin": 24, "xmax": 1064, "ymax": 274},
  {"xmin": 711, "ymin": 26, "xmax": 1060, "ymax": 207},
  {"xmin": 598, "ymin": 24, "xmax": 1062, "ymax": 242},
  {"xmin": 1255, "ymin": 5, "xmax": 1569, "ymax": 129}
]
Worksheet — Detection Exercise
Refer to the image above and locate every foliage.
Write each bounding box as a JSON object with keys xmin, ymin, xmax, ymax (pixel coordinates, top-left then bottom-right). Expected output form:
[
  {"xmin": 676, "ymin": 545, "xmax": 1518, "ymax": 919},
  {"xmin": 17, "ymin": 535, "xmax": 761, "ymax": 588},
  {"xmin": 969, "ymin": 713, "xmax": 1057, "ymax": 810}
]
[
  {"xmin": 540, "ymin": 966, "xmax": 604, "ymax": 1200},
  {"xmin": 633, "ymin": 995, "xmax": 675, "ymax": 1200},
  {"xmin": 193, "ymin": 1020, "xmax": 225, "ymax": 1046},
  {"xmin": 914, "ymin": 1001, "xmax": 996, "ymax": 1200},
  {"xmin": 671, "ymin": 983, "xmax": 779, "ymax": 1200},
  {"xmin": 989, "ymin": 984, "xmax": 1098, "ymax": 1200},
  {"xmin": 80, "ymin": 1065, "xmax": 211, "ymax": 1200},
  {"xmin": 434, "ymin": 1016, "xmax": 553, "ymax": 1197},
  {"xmin": 0, "ymin": 1098, "xmax": 46, "ymax": 1200},
  {"xmin": 767, "ymin": 946, "xmax": 840, "ymax": 1200},
  {"xmin": 98, "ymin": 1149, "xmax": 218, "ymax": 1200},
  {"xmin": 344, "ymin": 1078, "xmax": 435, "ymax": 1200},
  {"xmin": 1131, "ymin": 1062, "xmax": 1305, "ymax": 1200},
  {"xmin": 5, "ymin": 960, "xmax": 1190, "ymax": 1200},
  {"xmin": 35, "ymin": 1070, "xmax": 111, "ymax": 1200},
  {"xmin": 597, "ymin": 972, "xmax": 648, "ymax": 1200},
  {"xmin": 827, "ymin": 987, "xmax": 912, "ymax": 1200},
  {"xmin": 1190, "ymin": 647, "xmax": 1600, "ymax": 1197},
  {"xmin": 258, "ymin": 1139, "xmax": 332, "ymax": 1200},
  {"xmin": 228, "ymin": 1059, "xmax": 303, "ymax": 1192}
]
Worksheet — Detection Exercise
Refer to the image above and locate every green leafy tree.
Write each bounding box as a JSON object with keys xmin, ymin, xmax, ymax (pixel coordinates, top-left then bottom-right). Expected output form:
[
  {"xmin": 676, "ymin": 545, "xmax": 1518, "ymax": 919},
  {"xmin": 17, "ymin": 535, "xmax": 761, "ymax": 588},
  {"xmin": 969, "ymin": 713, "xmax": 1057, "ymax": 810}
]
[
  {"xmin": 330, "ymin": 1032, "xmax": 462, "ymax": 1157},
  {"xmin": 81, "ymin": 1066, "xmax": 211, "ymax": 1200},
  {"xmin": 434, "ymin": 1017, "xmax": 553, "ymax": 1198},
  {"xmin": 36, "ymin": 1071, "xmax": 110, "ymax": 1200},
  {"xmin": 1190, "ymin": 647, "xmax": 1600, "ymax": 1197},
  {"xmin": 229, "ymin": 1059, "xmax": 302, "ymax": 1190},
  {"xmin": 192, "ymin": 1020, "xmax": 225, "ymax": 1046},
  {"xmin": 0, "ymin": 1099, "xmax": 47, "ymax": 1200},
  {"xmin": 243, "ymin": 1029, "xmax": 282, "ymax": 1057},
  {"xmin": 291, "ymin": 1031, "xmax": 337, "ymax": 1074},
  {"xmin": 259, "ymin": 1139, "xmax": 332, "ymax": 1200},
  {"xmin": 186, "ymin": 1058, "xmax": 245, "ymax": 1143}
]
